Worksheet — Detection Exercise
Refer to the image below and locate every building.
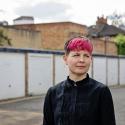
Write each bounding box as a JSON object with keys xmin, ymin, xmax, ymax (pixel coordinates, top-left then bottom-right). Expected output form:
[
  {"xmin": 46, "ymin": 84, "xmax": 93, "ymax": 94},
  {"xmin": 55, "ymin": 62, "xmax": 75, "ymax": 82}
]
[
  {"xmin": 13, "ymin": 22, "xmax": 88, "ymax": 50},
  {"xmin": 0, "ymin": 25, "xmax": 41, "ymax": 49},
  {"xmin": 87, "ymin": 16, "xmax": 125, "ymax": 55},
  {"xmin": 5, "ymin": 16, "xmax": 125, "ymax": 55},
  {"xmin": 13, "ymin": 20, "xmax": 118, "ymax": 55},
  {"xmin": 0, "ymin": 21, "xmax": 8, "ymax": 26},
  {"xmin": 13, "ymin": 16, "xmax": 34, "ymax": 25},
  {"xmin": 88, "ymin": 16, "xmax": 125, "ymax": 37}
]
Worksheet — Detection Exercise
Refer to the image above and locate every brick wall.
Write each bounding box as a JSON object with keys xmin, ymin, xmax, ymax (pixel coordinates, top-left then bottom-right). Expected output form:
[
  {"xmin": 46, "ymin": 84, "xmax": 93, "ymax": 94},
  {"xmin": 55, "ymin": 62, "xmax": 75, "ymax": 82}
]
[
  {"xmin": 14, "ymin": 22, "xmax": 88, "ymax": 50},
  {"xmin": 92, "ymin": 38, "xmax": 117, "ymax": 55},
  {"xmin": 14, "ymin": 22, "xmax": 118, "ymax": 55},
  {"xmin": 0, "ymin": 26, "xmax": 41, "ymax": 49},
  {"xmin": 38, "ymin": 22, "xmax": 88, "ymax": 50}
]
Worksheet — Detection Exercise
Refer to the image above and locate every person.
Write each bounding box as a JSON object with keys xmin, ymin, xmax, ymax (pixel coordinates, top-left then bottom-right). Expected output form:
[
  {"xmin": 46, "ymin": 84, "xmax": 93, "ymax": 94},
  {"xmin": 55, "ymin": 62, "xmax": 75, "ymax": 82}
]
[{"xmin": 43, "ymin": 36, "xmax": 116, "ymax": 125}]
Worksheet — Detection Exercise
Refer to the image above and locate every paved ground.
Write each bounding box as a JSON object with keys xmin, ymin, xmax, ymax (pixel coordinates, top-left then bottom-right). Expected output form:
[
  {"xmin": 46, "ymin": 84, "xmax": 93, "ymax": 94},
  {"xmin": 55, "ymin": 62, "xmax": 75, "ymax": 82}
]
[
  {"xmin": 0, "ymin": 87, "xmax": 125, "ymax": 125},
  {"xmin": 111, "ymin": 87, "xmax": 125, "ymax": 125},
  {"xmin": 0, "ymin": 96, "xmax": 43, "ymax": 125}
]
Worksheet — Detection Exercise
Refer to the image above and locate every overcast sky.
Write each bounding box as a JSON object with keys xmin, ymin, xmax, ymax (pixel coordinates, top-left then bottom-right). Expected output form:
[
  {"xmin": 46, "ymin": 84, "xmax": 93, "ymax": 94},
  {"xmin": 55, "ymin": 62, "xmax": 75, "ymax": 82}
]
[{"xmin": 0, "ymin": 0, "xmax": 125, "ymax": 26}]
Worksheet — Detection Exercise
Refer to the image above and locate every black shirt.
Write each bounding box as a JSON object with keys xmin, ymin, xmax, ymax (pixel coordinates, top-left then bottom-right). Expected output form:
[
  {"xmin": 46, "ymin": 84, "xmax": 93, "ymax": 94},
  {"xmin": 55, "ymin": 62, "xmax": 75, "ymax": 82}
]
[{"xmin": 43, "ymin": 74, "xmax": 116, "ymax": 125}]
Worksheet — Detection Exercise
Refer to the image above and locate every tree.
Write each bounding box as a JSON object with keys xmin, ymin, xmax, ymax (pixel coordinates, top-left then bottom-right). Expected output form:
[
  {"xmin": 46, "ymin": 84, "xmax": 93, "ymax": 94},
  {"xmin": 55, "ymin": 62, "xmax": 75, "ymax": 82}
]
[
  {"xmin": 0, "ymin": 29, "xmax": 11, "ymax": 46},
  {"xmin": 114, "ymin": 34, "xmax": 125, "ymax": 55},
  {"xmin": 107, "ymin": 11, "xmax": 125, "ymax": 27}
]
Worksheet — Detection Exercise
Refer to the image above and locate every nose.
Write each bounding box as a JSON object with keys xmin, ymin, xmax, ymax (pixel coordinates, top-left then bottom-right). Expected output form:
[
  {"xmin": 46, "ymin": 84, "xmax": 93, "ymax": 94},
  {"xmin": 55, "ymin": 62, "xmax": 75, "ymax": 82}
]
[{"xmin": 79, "ymin": 56, "xmax": 85, "ymax": 62}]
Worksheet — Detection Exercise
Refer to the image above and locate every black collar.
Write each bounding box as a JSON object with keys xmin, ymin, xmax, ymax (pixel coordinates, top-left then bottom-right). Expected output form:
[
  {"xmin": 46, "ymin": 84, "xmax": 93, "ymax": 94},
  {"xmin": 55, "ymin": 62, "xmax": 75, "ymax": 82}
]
[{"xmin": 66, "ymin": 74, "xmax": 89, "ymax": 87}]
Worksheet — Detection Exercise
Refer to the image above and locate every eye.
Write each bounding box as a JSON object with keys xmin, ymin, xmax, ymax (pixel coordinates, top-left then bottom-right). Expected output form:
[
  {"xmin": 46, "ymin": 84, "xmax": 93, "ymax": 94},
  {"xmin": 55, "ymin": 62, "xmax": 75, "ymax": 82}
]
[
  {"xmin": 84, "ymin": 54, "xmax": 90, "ymax": 58},
  {"xmin": 72, "ymin": 54, "xmax": 80, "ymax": 57}
]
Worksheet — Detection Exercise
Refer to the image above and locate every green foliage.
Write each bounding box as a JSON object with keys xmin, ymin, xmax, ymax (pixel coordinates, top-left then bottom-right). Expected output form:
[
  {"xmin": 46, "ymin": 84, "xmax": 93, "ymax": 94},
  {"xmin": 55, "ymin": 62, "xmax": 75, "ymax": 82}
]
[
  {"xmin": 0, "ymin": 29, "xmax": 11, "ymax": 46},
  {"xmin": 114, "ymin": 34, "xmax": 125, "ymax": 55}
]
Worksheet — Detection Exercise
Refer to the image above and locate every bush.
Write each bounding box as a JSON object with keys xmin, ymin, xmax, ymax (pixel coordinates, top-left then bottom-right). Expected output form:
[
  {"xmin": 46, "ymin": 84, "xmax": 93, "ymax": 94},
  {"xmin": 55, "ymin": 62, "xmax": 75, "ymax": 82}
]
[{"xmin": 114, "ymin": 34, "xmax": 125, "ymax": 55}]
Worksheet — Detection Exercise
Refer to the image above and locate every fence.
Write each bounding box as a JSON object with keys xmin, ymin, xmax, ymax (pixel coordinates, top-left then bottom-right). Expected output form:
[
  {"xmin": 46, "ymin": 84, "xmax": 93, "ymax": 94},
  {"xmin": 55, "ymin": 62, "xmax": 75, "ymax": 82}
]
[{"xmin": 0, "ymin": 48, "xmax": 125, "ymax": 100}]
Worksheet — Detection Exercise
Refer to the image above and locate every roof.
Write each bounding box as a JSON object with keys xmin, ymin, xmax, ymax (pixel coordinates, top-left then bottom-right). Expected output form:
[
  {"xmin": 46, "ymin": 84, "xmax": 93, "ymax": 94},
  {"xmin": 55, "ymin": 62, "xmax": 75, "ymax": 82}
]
[
  {"xmin": 0, "ymin": 21, "xmax": 8, "ymax": 26},
  {"xmin": 88, "ymin": 24, "xmax": 125, "ymax": 37},
  {"xmin": 32, "ymin": 21, "xmax": 87, "ymax": 27},
  {"xmin": 13, "ymin": 16, "xmax": 34, "ymax": 21}
]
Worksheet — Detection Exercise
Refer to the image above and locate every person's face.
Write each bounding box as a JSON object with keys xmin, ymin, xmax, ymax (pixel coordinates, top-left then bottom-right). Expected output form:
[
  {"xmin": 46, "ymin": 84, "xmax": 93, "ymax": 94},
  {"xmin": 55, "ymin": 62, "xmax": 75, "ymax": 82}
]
[{"xmin": 63, "ymin": 50, "xmax": 92, "ymax": 76}]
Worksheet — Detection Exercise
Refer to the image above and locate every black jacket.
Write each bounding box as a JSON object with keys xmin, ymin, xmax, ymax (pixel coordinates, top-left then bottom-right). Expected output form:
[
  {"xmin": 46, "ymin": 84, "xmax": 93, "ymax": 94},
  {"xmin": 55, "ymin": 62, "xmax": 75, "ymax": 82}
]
[{"xmin": 43, "ymin": 75, "xmax": 116, "ymax": 125}]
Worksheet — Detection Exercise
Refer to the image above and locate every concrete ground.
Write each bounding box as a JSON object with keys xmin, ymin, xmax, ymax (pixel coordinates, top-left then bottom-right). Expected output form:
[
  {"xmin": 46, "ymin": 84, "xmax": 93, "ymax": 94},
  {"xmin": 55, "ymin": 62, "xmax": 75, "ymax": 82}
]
[
  {"xmin": 0, "ymin": 87, "xmax": 125, "ymax": 125},
  {"xmin": 0, "ymin": 96, "xmax": 43, "ymax": 125},
  {"xmin": 111, "ymin": 87, "xmax": 125, "ymax": 125}
]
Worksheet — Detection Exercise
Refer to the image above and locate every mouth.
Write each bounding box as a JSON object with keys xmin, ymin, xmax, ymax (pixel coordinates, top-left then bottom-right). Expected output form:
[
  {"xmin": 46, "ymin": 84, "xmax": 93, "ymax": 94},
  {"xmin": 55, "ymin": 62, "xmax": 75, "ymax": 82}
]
[{"xmin": 76, "ymin": 66, "xmax": 86, "ymax": 68}]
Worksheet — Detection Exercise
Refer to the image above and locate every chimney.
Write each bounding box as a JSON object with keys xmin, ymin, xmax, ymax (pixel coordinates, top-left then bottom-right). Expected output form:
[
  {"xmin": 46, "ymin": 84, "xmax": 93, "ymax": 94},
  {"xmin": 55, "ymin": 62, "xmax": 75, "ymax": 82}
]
[{"xmin": 96, "ymin": 15, "xmax": 107, "ymax": 25}]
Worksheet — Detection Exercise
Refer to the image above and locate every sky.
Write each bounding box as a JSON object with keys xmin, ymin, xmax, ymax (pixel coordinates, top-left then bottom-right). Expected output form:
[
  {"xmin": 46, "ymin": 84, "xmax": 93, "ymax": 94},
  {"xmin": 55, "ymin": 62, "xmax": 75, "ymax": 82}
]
[{"xmin": 0, "ymin": 0, "xmax": 125, "ymax": 26}]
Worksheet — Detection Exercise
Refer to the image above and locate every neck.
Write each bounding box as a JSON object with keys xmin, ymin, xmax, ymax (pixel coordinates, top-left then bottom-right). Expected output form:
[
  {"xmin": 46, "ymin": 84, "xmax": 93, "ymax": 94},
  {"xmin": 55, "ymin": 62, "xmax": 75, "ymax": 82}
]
[{"xmin": 69, "ymin": 73, "xmax": 87, "ymax": 82}]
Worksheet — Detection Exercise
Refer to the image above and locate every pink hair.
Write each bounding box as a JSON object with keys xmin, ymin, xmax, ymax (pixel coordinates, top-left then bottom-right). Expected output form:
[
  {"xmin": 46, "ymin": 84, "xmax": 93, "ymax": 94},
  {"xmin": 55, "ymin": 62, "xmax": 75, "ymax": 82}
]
[{"xmin": 66, "ymin": 37, "xmax": 93, "ymax": 54}]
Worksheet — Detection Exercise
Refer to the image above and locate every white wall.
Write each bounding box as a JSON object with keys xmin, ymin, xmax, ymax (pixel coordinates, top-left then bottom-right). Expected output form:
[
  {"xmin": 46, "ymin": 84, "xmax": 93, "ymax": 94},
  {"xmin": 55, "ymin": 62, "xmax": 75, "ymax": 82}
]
[
  {"xmin": 28, "ymin": 53, "xmax": 53, "ymax": 95},
  {"xmin": 0, "ymin": 50, "xmax": 125, "ymax": 100},
  {"xmin": 93, "ymin": 56, "xmax": 107, "ymax": 84},
  {"xmin": 55, "ymin": 55, "xmax": 68, "ymax": 84},
  {"xmin": 0, "ymin": 52, "xmax": 25, "ymax": 100},
  {"xmin": 119, "ymin": 58, "xmax": 125, "ymax": 85},
  {"xmin": 14, "ymin": 20, "xmax": 34, "ymax": 25},
  {"xmin": 107, "ymin": 57, "xmax": 118, "ymax": 85}
]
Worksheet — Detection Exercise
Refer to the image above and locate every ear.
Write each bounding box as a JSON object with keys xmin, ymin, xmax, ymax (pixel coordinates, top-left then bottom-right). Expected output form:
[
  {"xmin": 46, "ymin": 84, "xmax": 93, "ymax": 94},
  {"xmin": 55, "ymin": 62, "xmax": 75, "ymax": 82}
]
[{"xmin": 63, "ymin": 54, "xmax": 68, "ymax": 65}]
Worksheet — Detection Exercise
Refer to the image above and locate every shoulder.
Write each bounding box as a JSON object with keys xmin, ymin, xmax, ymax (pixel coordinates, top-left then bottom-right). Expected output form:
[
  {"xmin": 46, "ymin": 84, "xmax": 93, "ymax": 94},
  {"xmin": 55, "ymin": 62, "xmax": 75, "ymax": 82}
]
[
  {"xmin": 51, "ymin": 80, "xmax": 66, "ymax": 90},
  {"xmin": 89, "ymin": 78, "xmax": 113, "ymax": 99},
  {"xmin": 89, "ymin": 78, "xmax": 111, "ymax": 92},
  {"xmin": 89, "ymin": 78, "xmax": 105, "ymax": 87},
  {"xmin": 46, "ymin": 80, "xmax": 66, "ymax": 95}
]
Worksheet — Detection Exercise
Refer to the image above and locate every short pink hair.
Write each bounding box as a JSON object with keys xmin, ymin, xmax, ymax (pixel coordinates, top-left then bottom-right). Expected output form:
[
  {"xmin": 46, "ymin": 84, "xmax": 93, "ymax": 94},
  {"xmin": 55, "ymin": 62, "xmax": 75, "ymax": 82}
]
[{"xmin": 64, "ymin": 36, "xmax": 93, "ymax": 54}]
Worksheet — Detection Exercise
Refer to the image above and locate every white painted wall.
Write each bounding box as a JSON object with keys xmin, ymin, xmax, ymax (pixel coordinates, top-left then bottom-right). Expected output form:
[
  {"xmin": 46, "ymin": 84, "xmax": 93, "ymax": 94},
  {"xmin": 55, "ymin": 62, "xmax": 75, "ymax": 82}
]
[
  {"xmin": 0, "ymin": 52, "xmax": 25, "ymax": 100},
  {"xmin": 107, "ymin": 58, "xmax": 118, "ymax": 85},
  {"xmin": 14, "ymin": 20, "xmax": 34, "ymax": 25},
  {"xmin": 119, "ymin": 58, "xmax": 125, "ymax": 85},
  {"xmin": 55, "ymin": 55, "xmax": 68, "ymax": 84},
  {"xmin": 28, "ymin": 53, "xmax": 53, "ymax": 95},
  {"xmin": 0, "ymin": 50, "xmax": 125, "ymax": 100},
  {"xmin": 93, "ymin": 57, "xmax": 106, "ymax": 84}
]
